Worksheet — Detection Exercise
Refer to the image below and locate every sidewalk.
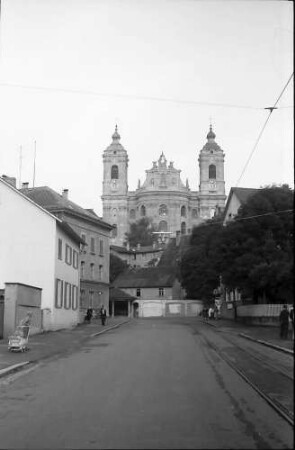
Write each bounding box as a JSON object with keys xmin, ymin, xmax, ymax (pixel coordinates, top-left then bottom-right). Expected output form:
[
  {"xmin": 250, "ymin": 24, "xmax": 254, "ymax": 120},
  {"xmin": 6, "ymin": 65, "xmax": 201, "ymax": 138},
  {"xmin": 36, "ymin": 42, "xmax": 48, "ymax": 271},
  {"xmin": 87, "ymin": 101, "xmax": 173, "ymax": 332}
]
[
  {"xmin": 201, "ymin": 317, "xmax": 294, "ymax": 354},
  {"xmin": 0, "ymin": 316, "xmax": 130, "ymax": 378}
]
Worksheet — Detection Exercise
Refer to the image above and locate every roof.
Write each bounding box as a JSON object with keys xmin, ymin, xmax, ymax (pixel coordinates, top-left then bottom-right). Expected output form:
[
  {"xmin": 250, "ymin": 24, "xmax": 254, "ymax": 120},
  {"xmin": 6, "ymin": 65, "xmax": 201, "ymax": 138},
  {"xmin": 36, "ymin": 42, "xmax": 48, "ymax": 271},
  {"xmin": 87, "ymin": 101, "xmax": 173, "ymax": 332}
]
[
  {"xmin": 223, "ymin": 187, "xmax": 261, "ymax": 223},
  {"xmin": 20, "ymin": 186, "xmax": 113, "ymax": 230},
  {"xmin": 111, "ymin": 244, "xmax": 162, "ymax": 255},
  {"xmin": 113, "ymin": 267, "xmax": 177, "ymax": 288},
  {"xmin": 231, "ymin": 187, "xmax": 261, "ymax": 204},
  {"xmin": 57, "ymin": 221, "xmax": 85, "ymax": 245},
  {"xmin": 109, "ymin": 287, "xmax": 136, "ymax": 301}
]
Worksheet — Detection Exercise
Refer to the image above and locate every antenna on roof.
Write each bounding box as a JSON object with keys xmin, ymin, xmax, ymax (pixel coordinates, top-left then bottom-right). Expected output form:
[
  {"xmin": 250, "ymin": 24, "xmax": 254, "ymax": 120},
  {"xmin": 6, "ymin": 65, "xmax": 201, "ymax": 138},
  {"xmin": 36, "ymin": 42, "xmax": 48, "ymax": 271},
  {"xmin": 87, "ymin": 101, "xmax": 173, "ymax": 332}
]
[
  {"xmin": 18, "ymin": 145, "xmax": 23, "ymax": 189},
  {"xmin": 33, "ymin": 140, "xmax": 37, "ymax": 187}
]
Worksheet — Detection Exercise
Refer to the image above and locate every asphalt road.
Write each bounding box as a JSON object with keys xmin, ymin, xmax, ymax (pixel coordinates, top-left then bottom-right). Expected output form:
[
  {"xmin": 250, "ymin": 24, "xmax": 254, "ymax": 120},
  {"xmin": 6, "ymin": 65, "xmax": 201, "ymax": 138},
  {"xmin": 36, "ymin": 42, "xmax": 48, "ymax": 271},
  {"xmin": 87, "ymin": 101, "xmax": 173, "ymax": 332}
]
[{"xmin": 0, "ymin": 318, "xmax": 293, "ymax": 449}]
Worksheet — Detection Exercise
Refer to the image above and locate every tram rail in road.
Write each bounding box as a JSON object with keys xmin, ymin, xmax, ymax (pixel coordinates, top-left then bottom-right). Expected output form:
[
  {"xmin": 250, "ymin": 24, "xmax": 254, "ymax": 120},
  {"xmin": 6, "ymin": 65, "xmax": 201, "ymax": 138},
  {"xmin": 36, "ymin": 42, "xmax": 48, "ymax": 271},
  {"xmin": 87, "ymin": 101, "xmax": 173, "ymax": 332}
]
[{"xmin": 198, "ymin": 330, "xmax": 294, "ymax": 428}]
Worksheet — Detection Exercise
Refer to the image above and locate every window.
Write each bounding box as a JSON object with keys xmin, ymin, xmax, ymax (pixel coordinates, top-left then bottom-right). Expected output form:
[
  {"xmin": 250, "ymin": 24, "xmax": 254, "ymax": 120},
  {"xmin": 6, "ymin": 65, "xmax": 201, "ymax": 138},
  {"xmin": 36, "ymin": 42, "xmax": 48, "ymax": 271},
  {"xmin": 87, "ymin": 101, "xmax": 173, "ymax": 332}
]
[
  {"xmin": 65, "ymin": 244, "xmax": 72, "ymax": 265},
  {"xmin": 158, "ymin": 220, "xmax": 168, "ymax": 232},
  {"xmin": 140, "ymin": 205, "xmax": 146, "ymax": 217},
  {"xmin": 181, "ymin": 222, "xmax": 186, "ymax": 235},
  {"xmin": 81, "ymin": 261, "xmax": 85, "ymax": 278},
  {"xmin": 55, "ymin": 279, "xmax": 63, "ymax": 309},
  {"xmin": 90, "ymin": 263, "xmax": 94, "ymax": 279},
  {"xmin": 72, "ymin": 286, "xmax": 78, "ymax": 310},
  {"xmin": 136, "ymin": 288, "xmax": 141, "ymax": 297},
  {"xmin": 159, "ymin": 204, "xmax": 168, "ymax": 217},
  {"xmin": 192, "ymin": 209, "xmax": 198, "ymax": 218},
  {"xmin": 112, "ymin": 225, "xmax": 117, "ymax": 238},
  {"xmin": 209, "ymin": 164, "xmax": 216, "ymax": 179},
  {"xmin": 159, "ymin": 288, "xmax": 164, "ymax": 297},
  {"xmin": 181, "ymin": 206, "xmax": 186, "ymax": 217},
  {"xmin": 111, "ymin": 165, "xmax": 119, "ymax": 179},
  {"xmin": 150, "ymin": 178, "xmax": 154, "ymax": 186},
  {"xmin": 80, "ymin": 289, "xmax": 85, "ymax": 307},
  {"xmin": 73, "ymin": 250, "xmax": 78, "ymax": 269},
  {"xmin": 90, "ymin": 237, "xmax": 95, "ymax": 254},
  {"xmin": 99, "ymin": 240, "xmax": 104, "ymax": 256},
  {"xmin": 58, "ymin": 238, "xmax": 63, "ymax": 260},
  {"xmin": 99, "ymin": 265, "xmax": 103, "ymax": 280},
  {"xmin": 64, "ymin": 282, "xmax": 71, "ymax": 309},
  {"xmin": 130, "ymin": 209, "xmax": 136, "ymax": 219},
  {"xmin": 89, "ymin": 290, "xmax": 94, "ymax": 308}
]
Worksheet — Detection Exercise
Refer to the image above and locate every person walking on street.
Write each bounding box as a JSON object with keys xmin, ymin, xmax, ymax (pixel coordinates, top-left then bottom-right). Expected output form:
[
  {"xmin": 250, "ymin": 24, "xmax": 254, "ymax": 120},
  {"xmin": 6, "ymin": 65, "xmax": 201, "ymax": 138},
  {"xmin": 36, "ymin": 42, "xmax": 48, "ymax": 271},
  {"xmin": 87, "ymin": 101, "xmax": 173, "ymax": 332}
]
[
  {"xmin": 100, "ymin": 305, "xmax": 107, "ymax": 326},
  {"xmin": 85, "ymin": 308, "xmax": 93, "ymax": 324},
  {"xmin": 279, "ymin": 304, "xmax": 289, "ymax": 339}
]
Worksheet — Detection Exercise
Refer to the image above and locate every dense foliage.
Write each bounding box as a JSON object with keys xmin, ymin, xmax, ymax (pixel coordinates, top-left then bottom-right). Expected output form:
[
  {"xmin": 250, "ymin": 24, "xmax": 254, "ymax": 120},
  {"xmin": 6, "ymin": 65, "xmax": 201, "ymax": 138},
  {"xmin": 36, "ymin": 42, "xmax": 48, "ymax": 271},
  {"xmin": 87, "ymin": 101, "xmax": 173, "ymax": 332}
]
[
  {"xmin": 180, "ymin": 185, "xmax": 294, "ymax": 303},
  {"xmin": 124, "ymin": 217, "xmax": 158, "ymax": 247},
  {"xmin": 109, "ymin": 253, "xmax": 129, "ymax": 283}
]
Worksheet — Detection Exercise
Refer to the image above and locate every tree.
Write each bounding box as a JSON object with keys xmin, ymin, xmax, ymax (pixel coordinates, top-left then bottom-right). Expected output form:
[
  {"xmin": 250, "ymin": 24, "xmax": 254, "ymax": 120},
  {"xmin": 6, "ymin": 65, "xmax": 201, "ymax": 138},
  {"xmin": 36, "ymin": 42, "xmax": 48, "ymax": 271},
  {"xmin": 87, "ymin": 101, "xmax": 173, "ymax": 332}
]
[
  {"xmin": 124, "ymin": 217, "xmax": 158, "ymax": 247},
  {"xmin": 180, "ymin": 185, "xmax": 294, "ymax": 303},
  {"xmin": 180, "ymin": 218, "xmax": 222, "ymax": 300},
  {"xmin": 109, "ymin": 253, "xmax": 129, "ymax": 283},
  {"xmin": 217, "ymin": 185, "xmax": 293, "ymax": 303}
]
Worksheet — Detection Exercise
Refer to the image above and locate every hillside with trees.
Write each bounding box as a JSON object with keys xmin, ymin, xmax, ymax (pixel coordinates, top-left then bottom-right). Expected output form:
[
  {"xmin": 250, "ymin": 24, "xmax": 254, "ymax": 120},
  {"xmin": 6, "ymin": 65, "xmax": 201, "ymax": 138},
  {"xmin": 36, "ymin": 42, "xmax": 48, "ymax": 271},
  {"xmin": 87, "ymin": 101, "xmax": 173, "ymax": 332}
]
[{"xmin": 180, "ymin": 185, "xmax": 294, "ymax": 304}]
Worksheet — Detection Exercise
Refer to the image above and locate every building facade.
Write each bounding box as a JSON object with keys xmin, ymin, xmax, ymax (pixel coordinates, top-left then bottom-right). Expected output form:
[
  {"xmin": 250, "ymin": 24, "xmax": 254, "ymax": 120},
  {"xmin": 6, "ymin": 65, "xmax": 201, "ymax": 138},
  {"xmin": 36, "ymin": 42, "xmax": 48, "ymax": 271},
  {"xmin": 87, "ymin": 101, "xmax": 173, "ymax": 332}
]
[
  {"xmin": 0, "ymin": 177, "xmax": 81, "ymax": 335},
  {"xmin": 21, "ymin": 186, "xmax": 113, "ymax": 317},
  {"xmin": 102, "ymin": 126, "xmax": 226, "ymax": 246}
]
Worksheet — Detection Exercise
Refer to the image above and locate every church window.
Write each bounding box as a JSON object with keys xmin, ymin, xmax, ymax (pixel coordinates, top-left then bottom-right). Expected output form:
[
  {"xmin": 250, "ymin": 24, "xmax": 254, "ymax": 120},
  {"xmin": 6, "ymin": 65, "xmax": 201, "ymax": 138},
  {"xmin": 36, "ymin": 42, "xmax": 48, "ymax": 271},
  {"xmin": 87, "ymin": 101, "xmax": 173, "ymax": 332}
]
[
  {"xmin": 111, "ymin": 165, "xmax": 119, "ymax": 179},
  {"xmin": 181, "ymin": 206, "xmax": 186, "ymax": 217},
  {"xmin": 140, "ymin": 205, "xmax": 146, "ymax": 217},
  {"xmin": 181, "ymin": 222, "xmax": 186, "ymax": 235},
  {"xmin": 209, "ymin": 164, "xmax": 216, "ymax": 179},
  {"xmin": 112, "ymin": 224, "xmax": 117, "ymax": 238},
  {"xmin": 159, "ymin": 204, "xmax": 168, "ymax": 217},
  {"xmin": 192, "ymin": 209, "xmax": 198, "ymax": 218},
  {"xmin": 130, "ymin": 209, "xmax": 136, "ymax": 219},
  {"xmin": 158, "ymin": 221, "xmax": 168, "ymax": 232}
]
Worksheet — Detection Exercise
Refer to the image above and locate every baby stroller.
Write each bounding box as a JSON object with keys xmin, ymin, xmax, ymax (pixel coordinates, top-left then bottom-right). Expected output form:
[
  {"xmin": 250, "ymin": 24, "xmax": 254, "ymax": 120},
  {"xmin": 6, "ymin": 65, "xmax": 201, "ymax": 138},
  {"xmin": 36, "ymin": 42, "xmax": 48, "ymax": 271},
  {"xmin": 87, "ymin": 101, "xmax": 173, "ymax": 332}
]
[{"xmin": 8, "ymin": 326, "xmax": 30, "ymax": 352}]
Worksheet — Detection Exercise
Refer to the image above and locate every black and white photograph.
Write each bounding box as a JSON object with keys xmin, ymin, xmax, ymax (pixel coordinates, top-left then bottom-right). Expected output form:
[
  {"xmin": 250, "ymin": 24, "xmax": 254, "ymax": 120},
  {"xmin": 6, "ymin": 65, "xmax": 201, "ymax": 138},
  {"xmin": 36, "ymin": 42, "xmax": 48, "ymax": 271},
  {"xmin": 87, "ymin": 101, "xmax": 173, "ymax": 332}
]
[{"xmin": 0, "ymin": 0, "xmax": 293, "ymax": 448}]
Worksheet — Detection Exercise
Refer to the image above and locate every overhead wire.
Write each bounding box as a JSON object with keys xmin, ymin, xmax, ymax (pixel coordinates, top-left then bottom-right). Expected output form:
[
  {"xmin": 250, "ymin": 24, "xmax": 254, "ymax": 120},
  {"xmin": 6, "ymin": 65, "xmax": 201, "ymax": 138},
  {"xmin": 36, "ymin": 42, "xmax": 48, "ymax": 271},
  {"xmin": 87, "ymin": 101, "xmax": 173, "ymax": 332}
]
[
  {"xmin": 235, "ymin": 72, "xmax": 294, "ymax": 187},
  {"xmin": 0, "ymin": 81, "xmax": 292, "ymax": 111}
]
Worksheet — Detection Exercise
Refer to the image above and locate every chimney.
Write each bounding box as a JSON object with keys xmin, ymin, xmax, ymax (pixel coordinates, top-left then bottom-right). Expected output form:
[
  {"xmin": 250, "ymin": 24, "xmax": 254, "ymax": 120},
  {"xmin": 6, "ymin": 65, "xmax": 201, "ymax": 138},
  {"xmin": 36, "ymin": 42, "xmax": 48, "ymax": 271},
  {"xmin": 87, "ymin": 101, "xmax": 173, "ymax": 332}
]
[
  {"xmin": 22, "ymin": 182, "xmax": 29, "ymax": 189},
  {"xmin": 62, "ymin": 189, "xmax": 69, "ymax": 200},
  {"xmin": 2, "ymin": 175, "xmax": 17, "ymax": 188}
]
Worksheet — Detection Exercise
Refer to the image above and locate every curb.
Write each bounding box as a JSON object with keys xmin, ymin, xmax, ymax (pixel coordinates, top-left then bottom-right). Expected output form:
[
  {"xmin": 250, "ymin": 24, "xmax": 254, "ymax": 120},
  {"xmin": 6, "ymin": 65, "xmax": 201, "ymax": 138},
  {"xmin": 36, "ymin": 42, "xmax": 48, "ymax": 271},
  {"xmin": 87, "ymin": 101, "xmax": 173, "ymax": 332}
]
[
  {"xmin": 238, "ymin": 333, "xmax": 294, "ymax": 355},
  {"xmin": 91, "ymin": 319, "xmax": 131, "ymax": 337},
  {"xmin": 0, "ymin": 320, "xmax": 131, "ymax": 380},
  {"xmin": 201, "ymin": 319, "xmax": 293, "ymax": 355},
  {"xmin": 0, "ymin": 361, "xmax": 31, "ymax": 379}
]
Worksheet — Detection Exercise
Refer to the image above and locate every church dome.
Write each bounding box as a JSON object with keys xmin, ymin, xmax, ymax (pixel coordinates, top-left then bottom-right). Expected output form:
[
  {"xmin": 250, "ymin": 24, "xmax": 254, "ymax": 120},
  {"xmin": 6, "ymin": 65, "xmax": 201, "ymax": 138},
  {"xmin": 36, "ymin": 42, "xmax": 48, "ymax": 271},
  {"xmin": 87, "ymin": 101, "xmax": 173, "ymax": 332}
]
[
  {"xmin": 112, "ymin": 125, "xmax": 121, "ymax": 141},
  {"xmin": 207, "ymin": 125, "xmax": 216, "ymax": 140}
]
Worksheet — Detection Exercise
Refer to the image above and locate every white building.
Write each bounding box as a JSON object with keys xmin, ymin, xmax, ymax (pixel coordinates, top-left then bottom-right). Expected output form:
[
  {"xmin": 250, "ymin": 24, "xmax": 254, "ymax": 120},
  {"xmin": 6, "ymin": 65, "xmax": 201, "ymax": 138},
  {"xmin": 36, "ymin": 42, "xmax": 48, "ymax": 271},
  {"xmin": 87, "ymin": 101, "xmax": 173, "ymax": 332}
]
[{"xmin": 0, "ymin": 176, "xmax": 82, "ymax": 334}]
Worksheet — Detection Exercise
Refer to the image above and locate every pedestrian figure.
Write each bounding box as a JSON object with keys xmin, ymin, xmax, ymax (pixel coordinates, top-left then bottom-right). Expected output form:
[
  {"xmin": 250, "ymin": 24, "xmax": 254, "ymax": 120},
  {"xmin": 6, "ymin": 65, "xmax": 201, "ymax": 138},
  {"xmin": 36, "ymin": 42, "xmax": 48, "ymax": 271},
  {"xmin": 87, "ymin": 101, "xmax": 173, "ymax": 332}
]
[
  {"xmin": 279, "ymin": 304, "xmax": 289, "ymax": 339},
  {"xmin": 208, "ymin": 307, "xmax": 214, "ymax": 320},
  {"xmin": 85, "ymin": 308, "xmax": 93, "ymax": 324},
  {"xmin": 100, "ymin": 305, "xmax": 107, "ymax": 326},
  {"xmin": 289, "ymin": 306, "xmax": 294, "ymax": 340}
]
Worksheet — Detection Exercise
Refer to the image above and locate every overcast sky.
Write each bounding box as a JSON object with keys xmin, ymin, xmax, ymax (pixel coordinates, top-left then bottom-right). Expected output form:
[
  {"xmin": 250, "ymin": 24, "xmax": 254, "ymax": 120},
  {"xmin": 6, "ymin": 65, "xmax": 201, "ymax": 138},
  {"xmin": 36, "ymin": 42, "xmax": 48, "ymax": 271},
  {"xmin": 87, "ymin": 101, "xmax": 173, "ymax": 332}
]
[{"xmin": 0, "ymin": 0, "xmax": 293, "ymax": 216}]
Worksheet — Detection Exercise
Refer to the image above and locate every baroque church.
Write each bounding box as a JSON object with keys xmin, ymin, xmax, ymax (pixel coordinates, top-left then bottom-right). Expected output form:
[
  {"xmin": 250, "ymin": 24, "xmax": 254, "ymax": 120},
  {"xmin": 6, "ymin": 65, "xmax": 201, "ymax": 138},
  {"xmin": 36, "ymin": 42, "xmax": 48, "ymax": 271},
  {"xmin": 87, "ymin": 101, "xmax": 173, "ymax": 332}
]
[{"xmin": 102, "ymin": 126, "xmax": 226, "ymax": 246}]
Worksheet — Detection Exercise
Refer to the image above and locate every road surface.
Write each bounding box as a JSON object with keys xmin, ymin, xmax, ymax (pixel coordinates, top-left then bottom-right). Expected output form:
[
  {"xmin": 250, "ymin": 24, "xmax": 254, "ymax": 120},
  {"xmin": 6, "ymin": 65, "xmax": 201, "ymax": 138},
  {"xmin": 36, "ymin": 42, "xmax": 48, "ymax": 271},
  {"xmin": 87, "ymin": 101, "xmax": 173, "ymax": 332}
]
[{"xmin": 0, "ymin": 318, "xmax": 293, "ymax": 449}]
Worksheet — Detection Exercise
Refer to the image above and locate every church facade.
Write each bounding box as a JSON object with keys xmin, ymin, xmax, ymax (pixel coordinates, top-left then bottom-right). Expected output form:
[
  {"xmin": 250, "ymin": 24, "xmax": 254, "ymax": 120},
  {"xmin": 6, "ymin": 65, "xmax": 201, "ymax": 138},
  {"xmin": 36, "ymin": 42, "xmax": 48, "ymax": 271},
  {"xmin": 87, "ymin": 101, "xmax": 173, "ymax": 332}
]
[{"xmin": 102, "ymin": 126, "xmax": 226, "ymax": 246}]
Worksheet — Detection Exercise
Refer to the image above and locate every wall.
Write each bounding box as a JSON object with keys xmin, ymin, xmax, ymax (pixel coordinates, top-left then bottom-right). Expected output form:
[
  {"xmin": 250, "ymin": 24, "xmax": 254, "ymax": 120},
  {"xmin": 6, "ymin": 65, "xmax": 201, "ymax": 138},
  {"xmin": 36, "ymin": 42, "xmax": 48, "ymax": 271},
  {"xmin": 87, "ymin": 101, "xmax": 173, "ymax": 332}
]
[
  {"xmin": 236, "ymin": 303, "xmax": 293, "ymax": 326},
  {"xmin": 0, "ymin": 180, "xmax": 56, "ymax": 316},
  {"xmin": 134, "ymin": 299, "xmax": 204, "ymax": 318},
  {"xmin": 52, "ymin": 227, "xmax": 80, "ymax": 330},
  {"xmin": 3, "ymin": 283, "xmax": 42, "ymax": 338}
]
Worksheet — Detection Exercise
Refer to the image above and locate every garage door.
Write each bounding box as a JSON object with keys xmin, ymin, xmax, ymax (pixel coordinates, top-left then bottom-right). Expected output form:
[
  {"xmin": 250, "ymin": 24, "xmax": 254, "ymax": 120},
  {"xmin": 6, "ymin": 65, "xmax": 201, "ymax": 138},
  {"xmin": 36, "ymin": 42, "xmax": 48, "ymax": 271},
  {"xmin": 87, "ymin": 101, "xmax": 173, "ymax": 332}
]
[{"xmin": 142, "ymin": 302, "xmax": 163, "ymax": 317}]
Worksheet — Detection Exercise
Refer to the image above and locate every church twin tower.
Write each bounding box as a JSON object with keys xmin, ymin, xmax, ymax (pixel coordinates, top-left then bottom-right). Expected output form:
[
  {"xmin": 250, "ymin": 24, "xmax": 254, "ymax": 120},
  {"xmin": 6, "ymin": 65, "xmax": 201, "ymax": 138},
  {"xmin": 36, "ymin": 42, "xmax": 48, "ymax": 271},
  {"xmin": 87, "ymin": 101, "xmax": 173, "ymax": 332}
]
[{"xmin": 102, "ymin": 126, "xmax": 226, "ymax": 246}]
